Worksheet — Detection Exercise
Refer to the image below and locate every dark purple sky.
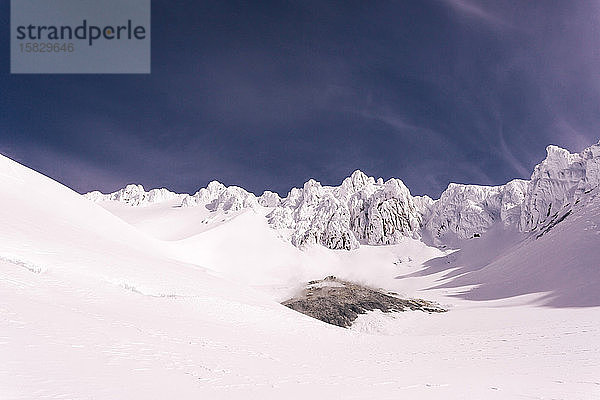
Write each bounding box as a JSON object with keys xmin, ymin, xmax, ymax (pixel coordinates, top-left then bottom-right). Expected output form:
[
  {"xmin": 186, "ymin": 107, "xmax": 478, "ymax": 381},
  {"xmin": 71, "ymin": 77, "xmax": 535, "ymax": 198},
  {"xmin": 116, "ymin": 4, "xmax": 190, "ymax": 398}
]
[{"xmin": 2, "ymin": 0, "xmax": 600, "ymax": 197}]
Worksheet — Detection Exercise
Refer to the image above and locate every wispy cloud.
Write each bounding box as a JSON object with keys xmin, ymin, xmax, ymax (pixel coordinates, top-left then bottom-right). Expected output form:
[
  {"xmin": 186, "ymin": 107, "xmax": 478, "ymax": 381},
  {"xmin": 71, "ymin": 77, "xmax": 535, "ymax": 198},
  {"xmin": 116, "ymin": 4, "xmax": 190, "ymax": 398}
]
[
  {"xmin": 439, "ymin": 0, "xmax": 508, "ymax": 27},
  {"xmin": 497, "ymin": 125, "xmax": 530, "ymax": 178},
  {"xmin": 553, "ymin": 119, "xmax": 599, "ymax": 153},
  {"xmin": 360, "ymin": 110, "xmax": 452, "ymax": 147}
]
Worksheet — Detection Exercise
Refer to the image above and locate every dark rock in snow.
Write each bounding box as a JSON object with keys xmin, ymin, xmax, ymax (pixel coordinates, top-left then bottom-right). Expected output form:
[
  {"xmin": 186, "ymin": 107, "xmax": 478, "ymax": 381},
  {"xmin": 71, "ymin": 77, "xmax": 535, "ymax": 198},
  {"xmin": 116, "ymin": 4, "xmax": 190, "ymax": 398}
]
[{"xmin": 282, "ymin": 277, "xmax": 446, "ymax": 328}]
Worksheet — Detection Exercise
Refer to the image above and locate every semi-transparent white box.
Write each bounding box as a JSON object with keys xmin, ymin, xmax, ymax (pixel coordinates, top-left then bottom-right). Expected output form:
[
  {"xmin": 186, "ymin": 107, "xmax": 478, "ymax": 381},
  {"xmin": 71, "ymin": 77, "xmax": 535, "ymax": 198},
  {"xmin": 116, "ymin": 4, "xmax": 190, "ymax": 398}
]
[{"xmin": 11, "ymin": 0, "xmax": 150, "ymax": 74}]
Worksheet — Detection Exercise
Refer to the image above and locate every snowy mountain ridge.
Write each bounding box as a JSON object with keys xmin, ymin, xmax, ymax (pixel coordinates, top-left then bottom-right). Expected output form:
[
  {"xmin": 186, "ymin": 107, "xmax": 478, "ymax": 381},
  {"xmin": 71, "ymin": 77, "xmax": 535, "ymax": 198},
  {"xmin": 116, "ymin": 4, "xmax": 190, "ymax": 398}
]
[{"xmin": 85, "ymin": 141, "xmax": 600, "ymax": 249}]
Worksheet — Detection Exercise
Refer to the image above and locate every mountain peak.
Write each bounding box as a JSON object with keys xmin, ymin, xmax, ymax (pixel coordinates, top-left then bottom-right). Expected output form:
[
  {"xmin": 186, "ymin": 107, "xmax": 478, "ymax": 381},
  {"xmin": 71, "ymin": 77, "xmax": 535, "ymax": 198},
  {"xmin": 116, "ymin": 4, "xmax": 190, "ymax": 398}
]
[
  {"xmin": 349, "ymin": 169, "xmax": 369, "ymax": 182},
  {"xmin": 545, "ymin": 144, "xmax": 571, "ymax": 160},
  {"xmin": 341, "ymin": 170, "xmax": 375, "ymax": 195}
]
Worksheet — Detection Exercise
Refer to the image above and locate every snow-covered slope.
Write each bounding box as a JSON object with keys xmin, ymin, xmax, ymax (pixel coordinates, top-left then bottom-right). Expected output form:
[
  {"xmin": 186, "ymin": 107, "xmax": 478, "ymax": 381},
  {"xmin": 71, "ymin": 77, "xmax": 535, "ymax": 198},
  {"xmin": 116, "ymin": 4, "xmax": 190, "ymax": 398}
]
[
  {"xmin": 88, "ymin": 141, "xmax": 600, "ymax": 251},
  {"xmin": 0, "ymin": 154, "xmax": 273, "ymax": 300},
  {"xmin": 426, "ymin": 185, "xmax": 600, "ymax": 307}
]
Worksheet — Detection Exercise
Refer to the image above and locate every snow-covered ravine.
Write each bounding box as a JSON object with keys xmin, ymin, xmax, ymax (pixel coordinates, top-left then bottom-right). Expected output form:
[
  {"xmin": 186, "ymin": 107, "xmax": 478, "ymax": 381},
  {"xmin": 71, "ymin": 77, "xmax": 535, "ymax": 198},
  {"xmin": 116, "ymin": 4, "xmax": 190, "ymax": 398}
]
[{"xmin": 2, "ymin": 141, "xmax": 600, "ymax": 399}]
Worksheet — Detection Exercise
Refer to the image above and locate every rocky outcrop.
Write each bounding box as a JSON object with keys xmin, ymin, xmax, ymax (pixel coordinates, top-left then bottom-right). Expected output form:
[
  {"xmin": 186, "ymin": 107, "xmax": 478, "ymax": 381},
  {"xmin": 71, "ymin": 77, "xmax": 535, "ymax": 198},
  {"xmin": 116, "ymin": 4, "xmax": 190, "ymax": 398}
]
[
  {"xmin": 282, "ymin": 276, "xmax": 446, "ymax": 328},
  {"xmin": 84, "ymin": 184, "xmax": 184, "ymax": 206},
  {"xmin": 257, "ymin": 190, "xmax": 282, "ymax": 207},
  {"xmin": 181, "ymin": 181, "xmax": 259, "ymax": 212},
  {"xmin": 267, "ymin": 179, "xmax": 360, "ymax": 250},
  {"xmin": 423, "ymin": 179, "xmax": 528, "ymax": 242},
  {"xmin": 267, "ymin": 171, "xmax": 422, "ymax": 250},
  {"xmin": 346, "ymin": 176, "xmax": 422, "ymax": 245}
]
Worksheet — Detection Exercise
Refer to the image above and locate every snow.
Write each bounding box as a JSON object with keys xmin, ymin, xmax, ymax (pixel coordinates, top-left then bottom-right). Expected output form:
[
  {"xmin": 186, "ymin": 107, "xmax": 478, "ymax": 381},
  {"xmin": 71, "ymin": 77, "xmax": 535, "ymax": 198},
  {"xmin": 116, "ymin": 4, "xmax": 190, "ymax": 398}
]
[
  {"xmin": 423, "ymin": 179, "xmax": 529, "ymax": 245},
  {"xmin": 431, "ymin": 187, "xmax": 600, "ymax": 307},
  {"xmin": 2, "ymin": 142, "xmax": 600, "ymax": 399}
]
